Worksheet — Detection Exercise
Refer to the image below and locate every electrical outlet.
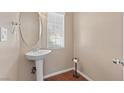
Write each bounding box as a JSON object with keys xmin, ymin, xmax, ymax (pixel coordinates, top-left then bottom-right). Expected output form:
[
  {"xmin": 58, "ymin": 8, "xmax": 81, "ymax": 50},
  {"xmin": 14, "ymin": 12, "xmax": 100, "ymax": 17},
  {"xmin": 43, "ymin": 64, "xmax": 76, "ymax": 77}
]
[{"xmin": 0, "ymin": 27, "xmax": 7, "ymax": 42}]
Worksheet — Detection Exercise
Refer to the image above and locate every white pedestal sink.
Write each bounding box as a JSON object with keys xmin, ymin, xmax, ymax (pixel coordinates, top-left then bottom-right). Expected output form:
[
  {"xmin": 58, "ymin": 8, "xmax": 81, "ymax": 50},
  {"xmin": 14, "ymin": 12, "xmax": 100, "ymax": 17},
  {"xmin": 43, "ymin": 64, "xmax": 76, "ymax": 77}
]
[{"xmin": 25, "ymin": 49, "xmax": 51, "ymax": 81}]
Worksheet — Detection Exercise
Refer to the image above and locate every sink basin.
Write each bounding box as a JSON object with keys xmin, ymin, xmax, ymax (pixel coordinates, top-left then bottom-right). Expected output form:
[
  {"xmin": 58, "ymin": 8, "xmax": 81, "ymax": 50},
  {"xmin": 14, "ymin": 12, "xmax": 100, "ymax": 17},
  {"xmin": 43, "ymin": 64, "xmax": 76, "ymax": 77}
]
[
  {"xmin": 25, "ymin": 49, "xmax": 52, "ymax": 81},
  {"xmin": 25, "ymin": 49, "xmax": 52, "ymax": 60}
]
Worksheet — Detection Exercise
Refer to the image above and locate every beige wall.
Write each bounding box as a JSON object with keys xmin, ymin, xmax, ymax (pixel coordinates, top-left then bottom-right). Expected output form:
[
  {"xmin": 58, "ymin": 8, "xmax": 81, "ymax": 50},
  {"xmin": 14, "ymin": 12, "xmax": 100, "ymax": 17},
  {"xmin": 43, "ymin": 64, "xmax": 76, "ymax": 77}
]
[
  {"xmin": 18, "ymin": 12, "xmax": 73, "ymax": 80},
  {"xmin": 0, "ymin": 12, "xmax": 73, "ymax": 81},
  {"xmin": 0, "ymin": 13, "xmax": 20, "ymax": 80},
  {"xmin": 18, "ymin": 12, "xmax": 39, "ymax": 80},
  {"xmin": 73, "ymin": 13, "xmax": 123, "ymax": 81},
  {"xmin": 44, "ymin": 13, "xmax": 73, "ymax": 76}
]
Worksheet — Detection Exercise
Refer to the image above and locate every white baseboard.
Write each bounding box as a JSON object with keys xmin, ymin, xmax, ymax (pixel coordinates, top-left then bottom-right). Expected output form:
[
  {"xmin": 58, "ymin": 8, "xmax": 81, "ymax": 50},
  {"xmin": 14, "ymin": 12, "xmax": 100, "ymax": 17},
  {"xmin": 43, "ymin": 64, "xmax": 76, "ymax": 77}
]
[
  {"xmin": 44, "ymin": 67, "xmax": 73, "ymax": 79},
  {"xmin": 77, "ymin": 70, "xmax": 93, "ymax": 81},
  {"xmin": 44, "ymin": 67, "xmax": 93, "ymax": 81}
]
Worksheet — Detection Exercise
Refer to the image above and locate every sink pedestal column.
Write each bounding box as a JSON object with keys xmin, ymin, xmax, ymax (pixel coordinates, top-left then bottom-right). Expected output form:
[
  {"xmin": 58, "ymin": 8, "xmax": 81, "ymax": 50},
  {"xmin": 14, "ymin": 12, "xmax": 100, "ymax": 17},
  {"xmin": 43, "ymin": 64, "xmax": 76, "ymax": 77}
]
[
  {"xmin": 35, "ymin": 59, "xmax": 44, "ymax": 81},
  {"xmin": 25, "ymin": 49, "xmax": 51, "ymax": 81}
]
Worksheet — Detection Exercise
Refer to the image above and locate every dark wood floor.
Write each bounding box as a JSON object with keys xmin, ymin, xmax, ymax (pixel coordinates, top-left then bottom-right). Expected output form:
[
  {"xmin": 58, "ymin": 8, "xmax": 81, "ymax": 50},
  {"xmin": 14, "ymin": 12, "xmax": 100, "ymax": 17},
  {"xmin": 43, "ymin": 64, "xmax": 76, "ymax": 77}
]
[{"xmin": 44, "ymin": 70, "xmax": 88, "ymax": 81}]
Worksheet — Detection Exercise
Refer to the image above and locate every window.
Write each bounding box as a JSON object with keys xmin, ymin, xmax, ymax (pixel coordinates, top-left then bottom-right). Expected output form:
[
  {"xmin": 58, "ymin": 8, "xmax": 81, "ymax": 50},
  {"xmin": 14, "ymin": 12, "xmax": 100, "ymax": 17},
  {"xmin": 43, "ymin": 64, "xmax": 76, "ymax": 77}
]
[{"xmin": 47, "ymin": 12, "xmax": 65, "ymax": 49}]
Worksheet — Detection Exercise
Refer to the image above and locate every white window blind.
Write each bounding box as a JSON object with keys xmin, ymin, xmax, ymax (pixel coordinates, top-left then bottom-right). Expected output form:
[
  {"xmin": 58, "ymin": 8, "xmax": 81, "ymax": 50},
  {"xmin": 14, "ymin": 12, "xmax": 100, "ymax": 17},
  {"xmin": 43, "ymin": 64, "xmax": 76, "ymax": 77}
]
[{"xmin": 47, "ymin": 12, "xmax": 65, "ymax": 49}]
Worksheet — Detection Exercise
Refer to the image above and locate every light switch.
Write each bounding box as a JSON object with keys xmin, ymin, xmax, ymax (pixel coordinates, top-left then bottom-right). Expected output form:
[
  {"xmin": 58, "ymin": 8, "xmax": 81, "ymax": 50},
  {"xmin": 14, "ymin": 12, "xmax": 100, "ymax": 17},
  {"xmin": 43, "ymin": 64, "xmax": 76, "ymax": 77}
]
[{"xmin": 0, "ymin": 27, "xmax": 7, "ymax": 42}]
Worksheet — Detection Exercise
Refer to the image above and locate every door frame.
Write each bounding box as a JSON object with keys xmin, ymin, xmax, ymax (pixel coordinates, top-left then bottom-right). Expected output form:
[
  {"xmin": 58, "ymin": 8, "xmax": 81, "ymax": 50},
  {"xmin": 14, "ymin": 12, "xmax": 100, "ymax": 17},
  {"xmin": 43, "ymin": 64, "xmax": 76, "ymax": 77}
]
[{"xmin": 122, "ymin": 12, "xmax": 124, "ymax": 81}]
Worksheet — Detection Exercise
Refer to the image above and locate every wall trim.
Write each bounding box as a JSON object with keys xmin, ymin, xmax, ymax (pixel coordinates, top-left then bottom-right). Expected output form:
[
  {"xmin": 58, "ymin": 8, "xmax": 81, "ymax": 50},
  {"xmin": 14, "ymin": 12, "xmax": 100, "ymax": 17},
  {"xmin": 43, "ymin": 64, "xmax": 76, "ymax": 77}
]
[
  {"xmin": 44, "ymin": 67, "xmax": 74, "ymax": 79},
  {"xmin": 77, "ymin": 70, "xmax": 93, "ymax": 81}
]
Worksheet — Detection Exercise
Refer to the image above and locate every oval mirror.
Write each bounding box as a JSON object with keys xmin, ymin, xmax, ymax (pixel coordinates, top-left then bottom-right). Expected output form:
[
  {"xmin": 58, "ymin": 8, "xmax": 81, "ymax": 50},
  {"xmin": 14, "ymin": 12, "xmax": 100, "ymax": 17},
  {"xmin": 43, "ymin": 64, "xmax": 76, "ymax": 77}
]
[{"xmin": 20, "ymin": 12, "xmax": 39, "ymax": 47}]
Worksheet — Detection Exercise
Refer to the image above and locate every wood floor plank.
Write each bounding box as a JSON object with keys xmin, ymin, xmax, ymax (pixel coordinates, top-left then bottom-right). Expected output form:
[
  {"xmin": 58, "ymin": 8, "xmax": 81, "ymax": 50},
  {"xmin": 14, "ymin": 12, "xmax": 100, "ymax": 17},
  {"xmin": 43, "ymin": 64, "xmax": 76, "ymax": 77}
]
[{"xmin": 44, "ymin": 70, "xmax": 88, "ymax": 81}]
